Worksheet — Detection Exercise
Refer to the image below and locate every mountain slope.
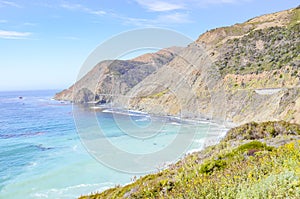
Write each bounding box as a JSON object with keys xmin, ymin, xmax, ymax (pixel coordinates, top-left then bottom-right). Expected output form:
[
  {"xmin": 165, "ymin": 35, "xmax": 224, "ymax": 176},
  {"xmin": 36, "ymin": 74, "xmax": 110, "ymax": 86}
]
[
  {"xmin": 54, "ymin": 47, "xmax": 182, "ymax": 103},
  {"xmin": 56, "ymin": 7, "xmax": 300, "ymax": 125},
  {"xmin": 122, "ymin": 7, "xmax": 300, "ymax": 125}
]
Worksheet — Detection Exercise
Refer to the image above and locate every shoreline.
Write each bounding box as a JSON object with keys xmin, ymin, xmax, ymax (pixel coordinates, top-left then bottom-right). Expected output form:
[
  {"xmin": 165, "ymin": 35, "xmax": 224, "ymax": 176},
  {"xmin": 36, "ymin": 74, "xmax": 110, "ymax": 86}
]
[
  {"xmin": 84, "ymin": 103, "xmax": 236, "ymax": 128},
  {"xmin": 85, "ymin": 103, "xmax": 232, "ymax": 151},
  {"xmin": 72, "ymin": 102, "xmax": 232, "ymax": 197},
  {"xmin": 79, "ymin": 120, "xmax": 300, "ymax": 198},
  {"xmin": 59, "ymin": 98, "xmax": 237, "ymax": 129}
]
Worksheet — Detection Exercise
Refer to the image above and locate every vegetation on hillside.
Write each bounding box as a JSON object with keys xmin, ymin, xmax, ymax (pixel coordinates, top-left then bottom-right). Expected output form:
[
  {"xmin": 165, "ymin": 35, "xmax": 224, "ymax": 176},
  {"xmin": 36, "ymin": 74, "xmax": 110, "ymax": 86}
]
[
  {"xmin": 79, "ymin": 121, "xmax": 300, "ymax": 199},
  {"xmin": 215, "ymin": 24, "xmax": 300, "ymax": 76},
  {"xmin": 224, "ymin": 120, "xmax": 300, "ymax": 141}
]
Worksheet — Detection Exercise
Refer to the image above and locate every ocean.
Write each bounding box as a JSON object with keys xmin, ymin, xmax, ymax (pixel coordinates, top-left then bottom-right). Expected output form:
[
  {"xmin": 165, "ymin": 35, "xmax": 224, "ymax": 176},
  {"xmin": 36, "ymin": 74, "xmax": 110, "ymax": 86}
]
[{"xmin": 0, "ymin": 90, "xmax": 227, "ymax": 199}]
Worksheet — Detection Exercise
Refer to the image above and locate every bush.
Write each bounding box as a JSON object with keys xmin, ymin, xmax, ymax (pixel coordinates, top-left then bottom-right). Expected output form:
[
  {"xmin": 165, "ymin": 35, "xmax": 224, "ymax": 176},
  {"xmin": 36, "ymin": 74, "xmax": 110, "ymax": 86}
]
[{"xmin": 224, "ymin": 121, "xmax": 300, "ymax": 141}]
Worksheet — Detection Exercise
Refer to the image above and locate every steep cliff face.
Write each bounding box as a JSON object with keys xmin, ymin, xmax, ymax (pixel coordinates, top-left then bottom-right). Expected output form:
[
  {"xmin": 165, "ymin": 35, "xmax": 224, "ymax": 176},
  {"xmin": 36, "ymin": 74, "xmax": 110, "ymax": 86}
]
[
  {"xmin": 54, "ymin": 47, "xmax": 182, "ymax": 103},
  {"xmin": 121, "ymin": 7, "xmax": 300, "ymax": 125},
  {"xmin": 55, "ymin": 7, "xmax": 300, "ymax": 125}
]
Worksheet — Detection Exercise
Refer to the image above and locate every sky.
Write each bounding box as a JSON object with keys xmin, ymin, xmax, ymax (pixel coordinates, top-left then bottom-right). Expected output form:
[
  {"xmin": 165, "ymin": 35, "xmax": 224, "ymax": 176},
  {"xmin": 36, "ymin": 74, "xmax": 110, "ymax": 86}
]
[{"xmin": 0, "ymin": 0, "xmax": 299, "ymax": 91}]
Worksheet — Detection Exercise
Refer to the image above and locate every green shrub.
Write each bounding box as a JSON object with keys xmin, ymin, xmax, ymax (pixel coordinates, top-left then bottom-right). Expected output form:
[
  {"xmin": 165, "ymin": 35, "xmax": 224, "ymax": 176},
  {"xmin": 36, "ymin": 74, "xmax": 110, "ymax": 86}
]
[
  {"xmin": 200, "ymin": 159, "xmax": 227, "ymax": 174},
  {"xmin": 236, "ymin": 140, "xmax": 274, "ymax": 153}
]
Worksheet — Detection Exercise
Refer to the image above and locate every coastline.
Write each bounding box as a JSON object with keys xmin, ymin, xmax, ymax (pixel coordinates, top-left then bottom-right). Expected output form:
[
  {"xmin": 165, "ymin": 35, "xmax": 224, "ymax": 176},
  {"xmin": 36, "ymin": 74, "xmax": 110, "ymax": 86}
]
[
  {"xmin": 79, "ymin": 120, "xmax": 300, "ymax": 199},
  {"xmin": 77, "ymin": 102, "xmax": 231, "ymax": 154},
  {"xmin": 85, "ymin": 102, "xmax": 236, "ymax": 128},
  {"xmin": 70, "ymin": 102, "xmax": 232, "ymax": 196}
]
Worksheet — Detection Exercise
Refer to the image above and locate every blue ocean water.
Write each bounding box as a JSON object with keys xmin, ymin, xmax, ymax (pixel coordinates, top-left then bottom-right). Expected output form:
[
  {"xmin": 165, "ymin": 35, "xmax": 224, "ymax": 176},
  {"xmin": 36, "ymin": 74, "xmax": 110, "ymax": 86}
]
[{"xmin": 0, "ymin": 90, "xmax": 226, "ymax": 199}]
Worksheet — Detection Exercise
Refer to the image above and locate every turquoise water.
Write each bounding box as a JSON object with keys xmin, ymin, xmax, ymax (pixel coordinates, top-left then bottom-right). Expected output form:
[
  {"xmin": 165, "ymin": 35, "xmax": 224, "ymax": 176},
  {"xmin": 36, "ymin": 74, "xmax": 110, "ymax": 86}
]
[{"xmin": 0, "ymin": 90, "xmax": 226, "ymax": 199}]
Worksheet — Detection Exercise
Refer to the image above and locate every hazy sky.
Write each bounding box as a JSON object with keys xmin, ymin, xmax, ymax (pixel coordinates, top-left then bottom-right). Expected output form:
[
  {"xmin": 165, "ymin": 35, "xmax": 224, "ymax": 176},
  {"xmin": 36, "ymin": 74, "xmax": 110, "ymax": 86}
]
[{"xmin": 0, "ymin": 0, "xmax": 298, "ymax": 91}]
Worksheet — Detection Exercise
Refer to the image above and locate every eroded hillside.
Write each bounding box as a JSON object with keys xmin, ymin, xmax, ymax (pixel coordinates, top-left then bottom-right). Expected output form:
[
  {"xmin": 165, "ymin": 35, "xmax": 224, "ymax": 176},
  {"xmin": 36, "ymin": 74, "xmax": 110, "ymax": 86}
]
[{"xmin": 55, "ymin": 7, "xmax": 300, "ymax": 125}]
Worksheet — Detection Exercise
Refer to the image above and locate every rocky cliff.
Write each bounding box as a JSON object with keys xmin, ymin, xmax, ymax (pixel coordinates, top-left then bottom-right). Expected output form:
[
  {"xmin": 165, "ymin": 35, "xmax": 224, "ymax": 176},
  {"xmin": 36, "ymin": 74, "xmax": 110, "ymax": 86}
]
[
  {"xmin": 54, "ymin": 47, "xmax": 182, "ymax": 103},
  {"xmin": 55, "ymin": 7, "xmax": 300, "ymax": 125}
]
